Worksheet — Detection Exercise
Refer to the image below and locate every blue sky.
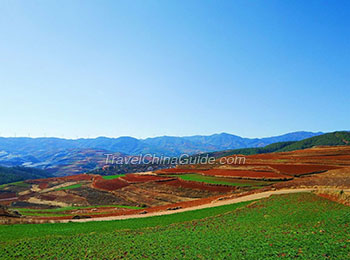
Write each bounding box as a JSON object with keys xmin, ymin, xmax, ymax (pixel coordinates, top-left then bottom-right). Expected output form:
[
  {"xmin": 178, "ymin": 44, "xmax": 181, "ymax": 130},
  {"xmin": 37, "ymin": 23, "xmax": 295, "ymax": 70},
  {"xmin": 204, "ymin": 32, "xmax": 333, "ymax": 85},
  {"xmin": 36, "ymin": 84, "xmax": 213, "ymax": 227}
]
[{"xmin": 0, "ymin": 1, "xmax": 349, "ymax": 139}]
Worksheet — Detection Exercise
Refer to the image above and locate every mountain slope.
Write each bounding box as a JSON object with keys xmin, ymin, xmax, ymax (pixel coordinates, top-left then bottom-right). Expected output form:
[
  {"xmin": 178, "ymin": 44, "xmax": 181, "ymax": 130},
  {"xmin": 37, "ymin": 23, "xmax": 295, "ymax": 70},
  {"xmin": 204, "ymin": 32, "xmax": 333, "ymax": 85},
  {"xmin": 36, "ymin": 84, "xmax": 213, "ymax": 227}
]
[
  {"xmin": 203, "ymin": 131, "xmax": 350, "ymax": 158},
  {"xmin": 278, "ymin": 131, "xmax": 350, "ymax": 152},
  {"xmin": 0, "ymin": 166, "xmax": 52, "ymax": 185}
]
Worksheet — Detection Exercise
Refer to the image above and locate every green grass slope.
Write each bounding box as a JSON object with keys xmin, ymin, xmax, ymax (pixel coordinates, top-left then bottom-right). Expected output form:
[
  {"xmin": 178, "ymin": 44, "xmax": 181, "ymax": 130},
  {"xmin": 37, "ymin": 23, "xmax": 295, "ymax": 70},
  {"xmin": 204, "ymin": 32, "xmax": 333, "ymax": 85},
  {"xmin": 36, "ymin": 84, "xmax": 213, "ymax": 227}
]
[
  {"xmin": 1, "ymin": 193, "xmax": 350, "ymax": 259},
  {"xmin": 0, "ymin": 201, "xmax": 250, "ymax": 242}
]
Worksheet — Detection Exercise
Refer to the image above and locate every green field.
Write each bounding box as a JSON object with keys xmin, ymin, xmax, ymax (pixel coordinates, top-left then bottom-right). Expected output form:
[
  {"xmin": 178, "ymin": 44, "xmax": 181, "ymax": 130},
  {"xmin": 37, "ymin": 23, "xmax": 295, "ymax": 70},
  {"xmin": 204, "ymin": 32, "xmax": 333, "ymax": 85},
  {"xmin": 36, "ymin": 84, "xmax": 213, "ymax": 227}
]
[
  {"xmin": 0, "ymin": 181, "xmax": 30, "ymax": 189},
  {"xmin": 15, "ymin": 212, "xmax": 69, "ymax": 217},
  {"xmin": 55, "ymin": 183, "xmax": 82, "ymax": 191},
  {"xmin": 0, "ymin": 201, "xmax": 250, "ymax": 241},
  {"xmin": 1, "ymin": 193, "xmax": 350, "ymax": 259},
  {"xmin": 13, "ymin": 204, "xmax": 144, "ymax": 217},
  {"xmin": 102, "ymin": 174, "xmax": 126, "ymax": 180},
  {"xmin": 174, "ymin": 173, "xmax": 274, "ymax": 187}
]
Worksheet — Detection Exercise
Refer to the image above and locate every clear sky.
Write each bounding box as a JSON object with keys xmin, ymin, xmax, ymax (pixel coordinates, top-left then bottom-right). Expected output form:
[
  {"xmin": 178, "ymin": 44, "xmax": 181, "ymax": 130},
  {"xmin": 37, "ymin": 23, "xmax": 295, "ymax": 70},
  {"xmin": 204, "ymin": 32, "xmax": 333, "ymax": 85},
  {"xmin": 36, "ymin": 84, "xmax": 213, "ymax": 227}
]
[{"xmin": 0, "ymin": 0, "xmax": 349, "ymax": 139}]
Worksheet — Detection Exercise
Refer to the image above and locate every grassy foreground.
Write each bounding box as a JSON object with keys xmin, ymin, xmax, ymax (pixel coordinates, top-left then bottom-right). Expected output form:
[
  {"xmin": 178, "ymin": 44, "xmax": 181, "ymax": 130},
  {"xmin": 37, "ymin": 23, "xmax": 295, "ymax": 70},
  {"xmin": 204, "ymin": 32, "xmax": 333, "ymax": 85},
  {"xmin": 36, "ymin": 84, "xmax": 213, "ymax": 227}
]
[
  {"xmin": 0, "ymin": 201, "xmax": 250, "ymax": 241},
  {"xmin": 1, "ymin": 193, "xmax": 350, "ymax": 259}
]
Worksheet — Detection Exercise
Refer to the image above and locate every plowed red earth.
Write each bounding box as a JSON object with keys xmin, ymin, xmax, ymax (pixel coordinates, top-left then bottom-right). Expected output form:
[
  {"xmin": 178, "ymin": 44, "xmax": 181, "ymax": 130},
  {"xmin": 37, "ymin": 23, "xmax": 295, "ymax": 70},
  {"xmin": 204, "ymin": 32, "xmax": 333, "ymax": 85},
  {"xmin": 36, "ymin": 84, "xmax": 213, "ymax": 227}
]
[
  {"xmin": 38, "ymin": 182, "xmax": 49, "ymax": 189},
  {"xmin": 158, "ymin": 179, "xmax": 235, "ymax": 192},
  {"xmin": 245, "ymin": 146, "xmax": 350, "ymax": 166},
  {"xmin": 0, "ymin": 192, "xmax": 16, "ymax": 199},
  {"xmin": 121, "ymin": 174, "xmax": 172, "ymax": 183},
  {"xmin": 38, "ymin": 193, "xmax": 80, "ymax": 202},
  {"xmin": 27, "ymin": 174, "xmax": 95, "ymax": 184},
  {"xmin": 269, "ymin": 164, "xmax": 338, "ymax": 176},
  {"xmin": 92, "ymin": 176, "xmax": 129, "ymax": 191},
  {"xmin": 60, "ymin": 174, "xmax": 95, "ymax": 181}
]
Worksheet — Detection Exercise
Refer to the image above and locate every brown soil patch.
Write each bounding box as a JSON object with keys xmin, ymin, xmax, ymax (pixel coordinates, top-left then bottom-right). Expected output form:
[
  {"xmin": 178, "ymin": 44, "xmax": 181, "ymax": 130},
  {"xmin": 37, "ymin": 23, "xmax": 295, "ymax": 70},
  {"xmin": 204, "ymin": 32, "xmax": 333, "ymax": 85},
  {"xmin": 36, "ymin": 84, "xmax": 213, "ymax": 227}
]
[
  {"xmin": 269, "ymin": 164, "xmax": 338, "ymax": 176},
  {"xmin": 92, "ymin": 176, "xmax": 130, "ymax": 191}
]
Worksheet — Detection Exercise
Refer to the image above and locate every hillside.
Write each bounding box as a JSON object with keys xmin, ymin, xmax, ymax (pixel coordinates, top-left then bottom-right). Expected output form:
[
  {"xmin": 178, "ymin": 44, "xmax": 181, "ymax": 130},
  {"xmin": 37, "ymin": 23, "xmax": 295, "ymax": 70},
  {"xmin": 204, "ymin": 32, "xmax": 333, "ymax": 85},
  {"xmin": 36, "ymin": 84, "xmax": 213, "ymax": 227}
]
[
  {"xmin": 199, "ymin": 141, "xmax": 297, "ymax": 158},
  {"xmin": 278, "ymin": 131, "xmax": 350, "ymax": 152},
  {"xmin": 0, "ymin": 166, "xmax": 52, "ymax": 185},
  {"xmin": 201, "ymin": 131, "xmax": 350, "ymax": 158}
]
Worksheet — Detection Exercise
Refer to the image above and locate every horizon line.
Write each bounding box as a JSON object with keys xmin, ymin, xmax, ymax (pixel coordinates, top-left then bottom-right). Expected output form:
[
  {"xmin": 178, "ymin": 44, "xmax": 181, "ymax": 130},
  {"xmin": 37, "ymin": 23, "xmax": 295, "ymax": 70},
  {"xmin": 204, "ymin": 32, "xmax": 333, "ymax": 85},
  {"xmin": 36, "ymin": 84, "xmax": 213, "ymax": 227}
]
[{"xmin": 0, "ymin": 130, "xmax": 330, "ymax": 141}]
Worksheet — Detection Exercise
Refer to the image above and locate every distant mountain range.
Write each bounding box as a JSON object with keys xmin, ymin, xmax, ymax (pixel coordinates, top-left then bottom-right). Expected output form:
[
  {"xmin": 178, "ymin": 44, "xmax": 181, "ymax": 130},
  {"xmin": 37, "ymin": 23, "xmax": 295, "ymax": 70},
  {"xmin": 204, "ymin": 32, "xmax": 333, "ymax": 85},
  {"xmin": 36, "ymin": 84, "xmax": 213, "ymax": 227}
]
[{"xmin": 0, "ymin": 131, "xmax": 323, "ymax": 175}]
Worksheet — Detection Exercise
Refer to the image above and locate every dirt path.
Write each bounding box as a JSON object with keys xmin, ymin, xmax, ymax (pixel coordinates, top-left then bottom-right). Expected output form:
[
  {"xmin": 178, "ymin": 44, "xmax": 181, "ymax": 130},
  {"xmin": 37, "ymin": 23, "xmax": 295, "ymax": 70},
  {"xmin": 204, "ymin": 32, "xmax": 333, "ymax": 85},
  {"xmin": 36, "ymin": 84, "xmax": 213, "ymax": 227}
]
[
  {"xmin": 0, "ymin": 197, "xmax": 18, "ymax": 202},
  {"xmin": 61, "ymin": 188, "xmax": 313, "ymax": 223}
]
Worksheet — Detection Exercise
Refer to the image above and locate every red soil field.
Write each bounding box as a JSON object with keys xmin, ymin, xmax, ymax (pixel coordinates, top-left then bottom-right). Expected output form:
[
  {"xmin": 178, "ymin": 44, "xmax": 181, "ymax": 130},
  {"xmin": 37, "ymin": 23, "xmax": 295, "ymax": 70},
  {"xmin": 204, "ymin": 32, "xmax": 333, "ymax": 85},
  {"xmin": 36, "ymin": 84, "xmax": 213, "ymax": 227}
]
[
  {"xmin": 245, "ymin": 146, "xmax": 350, "ymax": 165},
  {"xmin": 93, "ymin": 176, "xmax": 129, "ymax": 191},
  {"xmin": 269, "ymin": 164, "xmax": 338, "ymax": 176},
  {"xmin": 27, "ymin": 174, "xmax": 95, "ymax": 184},
  {"xmin": 304, "ymin": 155, "xmax": 350, "ymax": 160},
  {"xmin": 26, "ymin": 179, "xmax": 51, "ymax": 184},
  {"xmin": 0, "ymin": 192, "xmax": 16, "ymax": 199},
  {"xmin": 59, "ymin": 174, "xmax": 95, "ymax": 181},
  {"xmin": 38, "ymin": 182, "xmax": 49, "ymax": 189},
  {"xmin": 38, "ymin": 193, "xmax": 84, "ymax": 203},
  {"xmin": 0, "ymin": 201, "xmax": 14, "ymax": 206}
]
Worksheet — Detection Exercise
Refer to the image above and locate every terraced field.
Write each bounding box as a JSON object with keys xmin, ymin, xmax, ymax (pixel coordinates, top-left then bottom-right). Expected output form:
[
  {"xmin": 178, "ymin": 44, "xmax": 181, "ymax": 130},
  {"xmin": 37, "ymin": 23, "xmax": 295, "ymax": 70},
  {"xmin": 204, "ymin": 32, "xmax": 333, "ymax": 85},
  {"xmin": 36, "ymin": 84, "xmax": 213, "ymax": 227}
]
[
  {"xmin": 1, "ymin": 172, "xmax": 240, "ymax": 222},
  {"xmin": 172, "ymin": 173, "xmax": 275, "ymax": 187},
  {"xmin": 160, "ymin": 146, "xmax": 350, "ymax": 180},
  {"xmin": 101, "ymin": 174, "xmax": 126, "ymax": 180},
  {"xmin": 1, "ymin": 193, "xmax": 349, "ymax": 259},
  {"xmin": 1, "ymin": 146, "xmax": 349, "ymax": 223}
]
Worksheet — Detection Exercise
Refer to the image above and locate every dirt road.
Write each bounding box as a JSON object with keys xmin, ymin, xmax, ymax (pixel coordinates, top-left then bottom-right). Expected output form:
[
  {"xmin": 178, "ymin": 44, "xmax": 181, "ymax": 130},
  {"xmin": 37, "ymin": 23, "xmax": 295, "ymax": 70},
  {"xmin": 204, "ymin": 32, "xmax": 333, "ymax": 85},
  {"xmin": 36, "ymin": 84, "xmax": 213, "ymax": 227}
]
[{"xmin": 61, "ymin": 188, "xmax": 313, "ymax": 223}]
